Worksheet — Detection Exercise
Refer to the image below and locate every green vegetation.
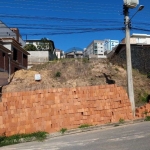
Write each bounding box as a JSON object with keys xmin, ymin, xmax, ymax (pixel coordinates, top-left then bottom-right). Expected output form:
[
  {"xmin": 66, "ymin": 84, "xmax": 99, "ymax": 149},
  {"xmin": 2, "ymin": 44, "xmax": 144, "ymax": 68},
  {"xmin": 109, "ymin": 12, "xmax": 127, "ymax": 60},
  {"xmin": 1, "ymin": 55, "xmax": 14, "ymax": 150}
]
[
  {"xmin": 144, "ymin": 116, "xmax": 150, "ymax": 121},
  {"xmin": 24, "ymin": 44, "xmax": 37, "ymax": 51},
  {"xmin": 139, "ymin": 91, "xmax": 149, "ymax": 103},
  {"xmin": 55, "ymin": 71, "xmax": 61, "ymax": 77},
  {"xmin": 147, "ymin": 72, "xmax": 150, "ymax": 79},
  {"xmin": 0, "ymin": 131, "xmax": 48, "ymax": 147},
  {"xmin": 119, "ymin": 118, "xmax": 125, "ymax": 124},
  {"xmin": 115, "ymin": 67, "xmax": 119, "ymax": 71},
  {"xmin": 78, "ymin": 124, "xmax": 91, "ymax": 128},
  {"xmin": 60, "ymin": 128, "xmax": 67, "ymax": 134},
  {"xmin": 143, "ymin": 111, "xmax": 148, "ymax": 116},
  {"xmin": 82, "ymin": 58, "xmax": 89, "ymax": 63},
  {"xmin": 114, "ymin": 124, "xmax": 120, "ymax": 127}
]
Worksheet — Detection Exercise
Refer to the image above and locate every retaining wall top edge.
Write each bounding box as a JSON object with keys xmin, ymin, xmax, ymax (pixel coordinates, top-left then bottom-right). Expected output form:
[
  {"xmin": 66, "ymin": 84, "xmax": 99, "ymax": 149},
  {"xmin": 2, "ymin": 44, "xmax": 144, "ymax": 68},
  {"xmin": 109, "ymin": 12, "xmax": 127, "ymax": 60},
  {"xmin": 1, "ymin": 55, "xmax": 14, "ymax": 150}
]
[{"xmin": 1, "ymin": 84, "xmax": 119, "ymax": 96}]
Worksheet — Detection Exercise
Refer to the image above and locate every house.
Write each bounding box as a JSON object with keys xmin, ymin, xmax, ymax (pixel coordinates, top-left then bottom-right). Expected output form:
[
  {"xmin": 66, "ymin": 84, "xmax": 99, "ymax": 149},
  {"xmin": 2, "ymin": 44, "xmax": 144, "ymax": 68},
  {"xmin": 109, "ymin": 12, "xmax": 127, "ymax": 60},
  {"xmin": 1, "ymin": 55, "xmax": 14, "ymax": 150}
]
[
  {"xmin": 0, "ymin": 21, "xmax": 26, "ymax": 47},
  {"xmin": 55, "ymin": 49, "xmax": 64, "ymax": 59},
  {"xmin": 0, "ymin": 38, "xmax": 29, "ymax": 74},
  {"xmin": 65, "ymin": 47, "xmax": 83, "ymax": 58},
  {"xmin": 109, "ymin": 43, "xmax": 150, "ymax": 73},
  {"xmin": 26, "ymin": 39, "xmax": 55, "ymax": 51},
  {"xmin": 108, "ymin": 33, "xmax": 150, "ymax": 73},
  {"xmin": 121, "ymin": 33, "xmax": 150, "ymax": 44},
  {"xmin": 0, "ymin": 21, "xmax": 29, "ymax": 86},
  {"xmin": 26, "ymin": 39, "xmax": 59, "ymax": 66}
]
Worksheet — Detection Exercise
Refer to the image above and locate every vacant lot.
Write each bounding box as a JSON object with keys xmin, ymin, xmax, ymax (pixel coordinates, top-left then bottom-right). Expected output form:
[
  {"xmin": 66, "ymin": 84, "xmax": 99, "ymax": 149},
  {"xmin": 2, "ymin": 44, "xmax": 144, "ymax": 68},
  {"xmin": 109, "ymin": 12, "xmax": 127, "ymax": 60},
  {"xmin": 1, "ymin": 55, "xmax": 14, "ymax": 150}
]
[{"xmin": 2, "ymin": 58, "xmax": 150, "ymax": 106}]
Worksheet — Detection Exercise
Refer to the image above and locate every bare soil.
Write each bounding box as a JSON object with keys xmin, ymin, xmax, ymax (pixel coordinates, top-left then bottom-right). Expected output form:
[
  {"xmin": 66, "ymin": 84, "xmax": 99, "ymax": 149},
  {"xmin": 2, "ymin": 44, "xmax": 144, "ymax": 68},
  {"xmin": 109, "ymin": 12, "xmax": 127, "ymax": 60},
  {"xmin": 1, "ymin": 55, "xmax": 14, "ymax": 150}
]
[{"xmin": 2, "ymin": 58, "xmax": 150, "ymax": 106}]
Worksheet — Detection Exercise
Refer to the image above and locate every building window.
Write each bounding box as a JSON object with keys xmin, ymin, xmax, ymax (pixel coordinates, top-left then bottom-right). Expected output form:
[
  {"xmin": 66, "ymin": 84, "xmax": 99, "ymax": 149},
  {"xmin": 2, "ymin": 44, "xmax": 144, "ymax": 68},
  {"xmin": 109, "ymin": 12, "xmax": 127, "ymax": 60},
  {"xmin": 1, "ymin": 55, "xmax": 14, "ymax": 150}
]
[
  {"xmin": 13, "ymin": 48, "xmax": 18, "ymax": 61},
  {"xmin": 2, "ymin": 52, "xmax": 5, "ymax": 57},
  {"xmin": 14, "ymin": 67, "xmax": 18, "ymax": 72},
  {"xmin": 23, "ymin": 54, "xmax": 27, "ymax": 59}
]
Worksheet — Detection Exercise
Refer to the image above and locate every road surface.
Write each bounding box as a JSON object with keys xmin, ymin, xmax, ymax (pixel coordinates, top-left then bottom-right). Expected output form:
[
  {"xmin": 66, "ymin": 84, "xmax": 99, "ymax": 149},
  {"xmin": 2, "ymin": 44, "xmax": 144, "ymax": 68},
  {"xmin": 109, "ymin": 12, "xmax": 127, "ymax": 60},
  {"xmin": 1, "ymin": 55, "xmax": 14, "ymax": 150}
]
[{"xmin": 2, "ymin": 121, "xmax": 150, "ymax": 150}]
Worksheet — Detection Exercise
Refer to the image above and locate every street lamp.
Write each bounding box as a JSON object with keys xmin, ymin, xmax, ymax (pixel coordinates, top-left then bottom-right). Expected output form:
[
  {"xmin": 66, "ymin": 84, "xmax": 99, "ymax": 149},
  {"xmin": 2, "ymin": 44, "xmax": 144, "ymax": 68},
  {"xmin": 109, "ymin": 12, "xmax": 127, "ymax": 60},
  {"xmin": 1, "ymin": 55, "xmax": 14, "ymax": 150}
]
[
  {"xmin": 123, "ymin": 3, "xmax": 144, "ymax": 117},
  {"xmin": 130, "ymin": 5, "xmax": 144, "ymax": 21}
]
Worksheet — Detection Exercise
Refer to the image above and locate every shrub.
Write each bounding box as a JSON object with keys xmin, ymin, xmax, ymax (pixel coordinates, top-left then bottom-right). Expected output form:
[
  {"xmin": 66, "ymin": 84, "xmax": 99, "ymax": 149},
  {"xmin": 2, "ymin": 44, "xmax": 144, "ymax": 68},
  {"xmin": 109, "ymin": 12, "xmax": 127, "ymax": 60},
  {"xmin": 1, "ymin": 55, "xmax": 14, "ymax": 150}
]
[
  {"xmin": 144, "ymin": 116, "xmax": 150, "ymax": 121},
  {"xmin": 0, "ymin": 131, "xmax": 48, "ymax": 147},
  {"xmin": 119, "ymin": 118, "xmax": 125, "ymax": 124},
  {"xmin": 60, "ymin": 128, "xmax": 67, "ymax": 134},
  {"xmin": 55, "ymin": 71, "xmax": 61, "ymax": 77},
  {"xmin": 82, "ymin": 58, "xmax": 89, "ymax": 63},
  {"xmin": 147, "ymin": 72, "xmax": 150, "ymax": 79},
  {"xmin": 78, "ymin": 124, "xmax": 91, "ymax": 128},
  {"xmin": 139, "ymin": 92, "xmax": 149, "ymax": 103}
]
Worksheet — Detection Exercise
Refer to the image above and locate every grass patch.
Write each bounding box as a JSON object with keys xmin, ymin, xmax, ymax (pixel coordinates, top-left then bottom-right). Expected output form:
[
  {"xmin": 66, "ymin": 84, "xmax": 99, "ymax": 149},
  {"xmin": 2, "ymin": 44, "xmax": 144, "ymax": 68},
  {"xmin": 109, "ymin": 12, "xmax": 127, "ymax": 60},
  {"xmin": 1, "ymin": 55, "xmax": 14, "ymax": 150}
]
[
  {"xmin": 82, "ymin": 58, "xmax": 89, "ymax": 63},
  {"xmin": 139, "ymin": 91, "xmax": 149, "ymax": 103},
  {"xmin": 55, "ymin": 71, "xmax": 61, "ymax": 77},
  {"xmin": 60, "ymin": 128, "xmax": 67, "ymax": 134},
  {"xmin": 78, "ymin": 124, "xmax": 92, "ymax": 128},
  {"xmin": 119, "ymin": 118, "xmax": 125, "ymax": 124},
  {"xmin": 114, "ymin": 124, "xmax": 120, "ymax": 127},
  {"xmin": 115, "ymin": 67, "xmax": 119, "ymax": 71},
  {"xmin": 144, "ymin": 116, "xmax": 150, "ymax": 121},
  {"xmin": 147, "ymin": 72, "xmax": 150, "ymax": 79},
  {"xmin": 0, "ymin": 131, "xmax": 48, "ymax": 147}
]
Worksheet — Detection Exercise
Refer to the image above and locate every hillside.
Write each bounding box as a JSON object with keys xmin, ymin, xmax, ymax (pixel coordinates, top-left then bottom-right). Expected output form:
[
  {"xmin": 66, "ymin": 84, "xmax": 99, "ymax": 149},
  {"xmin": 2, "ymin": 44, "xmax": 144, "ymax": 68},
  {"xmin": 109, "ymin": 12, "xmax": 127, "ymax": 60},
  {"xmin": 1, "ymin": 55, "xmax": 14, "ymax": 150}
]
[{"xmin": 2, "ymin": 58, "xmax": 150, "ymax": 106}]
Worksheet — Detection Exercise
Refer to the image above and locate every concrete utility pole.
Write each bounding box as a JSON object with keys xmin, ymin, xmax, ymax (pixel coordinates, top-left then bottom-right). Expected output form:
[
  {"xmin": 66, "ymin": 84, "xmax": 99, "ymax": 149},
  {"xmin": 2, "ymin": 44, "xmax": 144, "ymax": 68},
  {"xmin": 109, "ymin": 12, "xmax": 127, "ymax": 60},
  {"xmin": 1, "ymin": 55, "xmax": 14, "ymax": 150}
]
[
  {"xmin": 124, "ymin": 6, "xmax": 135, "ymax": 117},
  {"xmin": 8, "ymin": 53, "xmax": 11, "ymax": 82},
  {"xmin": 123, "ymin": 3, "xmax": 144, "ymax": 117}
]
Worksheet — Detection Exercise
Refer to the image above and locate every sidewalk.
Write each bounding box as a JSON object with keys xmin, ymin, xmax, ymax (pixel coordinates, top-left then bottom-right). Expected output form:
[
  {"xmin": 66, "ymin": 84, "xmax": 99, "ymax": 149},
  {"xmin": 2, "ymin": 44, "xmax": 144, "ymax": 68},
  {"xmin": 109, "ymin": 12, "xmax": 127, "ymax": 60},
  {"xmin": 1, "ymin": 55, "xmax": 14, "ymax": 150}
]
[{"xmin": 48, "ymin": 118, "xmax": 144, "ymax": 139}]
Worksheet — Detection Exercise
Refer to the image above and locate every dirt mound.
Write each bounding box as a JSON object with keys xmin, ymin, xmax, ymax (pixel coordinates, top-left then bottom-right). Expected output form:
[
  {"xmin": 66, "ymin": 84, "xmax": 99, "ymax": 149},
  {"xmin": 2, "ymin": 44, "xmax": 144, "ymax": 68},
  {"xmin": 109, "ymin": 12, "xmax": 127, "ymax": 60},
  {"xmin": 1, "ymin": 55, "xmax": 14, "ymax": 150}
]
[{"xmin": 2, "ymin": 58, "xmax": 150, "ymax": 106}]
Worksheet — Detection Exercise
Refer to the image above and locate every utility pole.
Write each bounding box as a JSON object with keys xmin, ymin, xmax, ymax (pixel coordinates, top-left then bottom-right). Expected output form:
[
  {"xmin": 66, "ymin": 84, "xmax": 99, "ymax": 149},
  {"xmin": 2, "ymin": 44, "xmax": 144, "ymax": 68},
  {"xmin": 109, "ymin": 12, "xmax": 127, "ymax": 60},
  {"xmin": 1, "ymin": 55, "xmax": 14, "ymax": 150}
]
[
  {"xmin": 8, "ymin": 53, "xmax": 11, "ymax": 82},
  {"xmin": 124, "ymin": 5, "xmax": 135, "ymax": 117}
]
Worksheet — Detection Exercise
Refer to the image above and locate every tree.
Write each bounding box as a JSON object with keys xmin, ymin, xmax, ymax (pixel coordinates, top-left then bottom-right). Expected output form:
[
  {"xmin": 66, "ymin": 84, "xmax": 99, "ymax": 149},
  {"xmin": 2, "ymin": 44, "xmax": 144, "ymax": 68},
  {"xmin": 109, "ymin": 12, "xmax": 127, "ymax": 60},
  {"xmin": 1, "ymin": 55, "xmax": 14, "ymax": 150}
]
[
  {"xmin": 24, "ymin": 44, "xmax": 37, "ymax": 51},
  {"xmin": 37, "ymin": 37, "xmax": 57, "ymax": 60},
  {"xmin": 37, "ymin": 37, "xmax": 53, "ymax": 51}
]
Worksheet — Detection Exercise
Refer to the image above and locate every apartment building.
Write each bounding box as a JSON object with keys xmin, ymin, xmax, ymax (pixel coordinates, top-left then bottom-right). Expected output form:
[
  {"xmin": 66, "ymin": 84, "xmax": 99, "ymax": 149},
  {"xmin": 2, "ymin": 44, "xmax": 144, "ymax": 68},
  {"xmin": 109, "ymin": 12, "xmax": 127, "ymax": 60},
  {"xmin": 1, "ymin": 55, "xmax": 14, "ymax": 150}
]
[
  {"xmin": 84, "ymin": 40, "xmax": 106, "ymax": 58},
  {"xmin": 104, "ymin": 39, "xmax": 119, "ymax": 51}
]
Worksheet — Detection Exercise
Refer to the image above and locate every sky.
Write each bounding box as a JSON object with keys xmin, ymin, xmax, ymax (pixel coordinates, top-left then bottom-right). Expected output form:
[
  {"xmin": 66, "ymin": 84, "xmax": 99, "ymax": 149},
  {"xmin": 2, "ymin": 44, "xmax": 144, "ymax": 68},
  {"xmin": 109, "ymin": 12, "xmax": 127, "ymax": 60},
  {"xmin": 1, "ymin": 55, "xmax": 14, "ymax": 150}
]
[{"xmin": 0, "ymin": 0, "xmax": 150, "ymax": 51}]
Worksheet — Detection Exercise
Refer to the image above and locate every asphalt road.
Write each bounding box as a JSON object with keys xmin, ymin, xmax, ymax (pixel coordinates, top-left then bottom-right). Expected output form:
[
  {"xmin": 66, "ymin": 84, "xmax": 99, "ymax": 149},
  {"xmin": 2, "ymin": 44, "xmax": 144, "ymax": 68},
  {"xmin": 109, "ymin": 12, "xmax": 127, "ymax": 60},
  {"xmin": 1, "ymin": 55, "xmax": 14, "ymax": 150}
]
[{"xmin": 2, "ymin": 121, "xmax": 150, "ymax": 150}]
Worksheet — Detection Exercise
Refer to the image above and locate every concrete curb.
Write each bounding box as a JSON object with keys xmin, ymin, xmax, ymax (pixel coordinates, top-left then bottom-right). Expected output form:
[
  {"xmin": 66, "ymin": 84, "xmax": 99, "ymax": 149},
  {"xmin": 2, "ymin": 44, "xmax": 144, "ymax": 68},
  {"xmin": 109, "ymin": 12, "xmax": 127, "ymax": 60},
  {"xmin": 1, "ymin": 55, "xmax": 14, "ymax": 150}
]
[{"xmin": 47, "ymin": 118, "xmax": 145, "ymax": 139}]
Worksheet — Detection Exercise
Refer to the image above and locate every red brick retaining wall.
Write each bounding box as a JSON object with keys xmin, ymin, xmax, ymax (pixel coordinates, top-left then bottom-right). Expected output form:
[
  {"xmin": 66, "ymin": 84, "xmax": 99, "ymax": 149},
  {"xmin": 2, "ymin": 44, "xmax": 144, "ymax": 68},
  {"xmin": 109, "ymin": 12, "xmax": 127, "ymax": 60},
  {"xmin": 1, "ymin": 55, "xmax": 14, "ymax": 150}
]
[
  {"xmin": 0, "ymin": 84, "xmax": 133, "ymax": 136},
  {"xmin": 136, "ymin": 103, "xmax": 150, "ymax": 118}
]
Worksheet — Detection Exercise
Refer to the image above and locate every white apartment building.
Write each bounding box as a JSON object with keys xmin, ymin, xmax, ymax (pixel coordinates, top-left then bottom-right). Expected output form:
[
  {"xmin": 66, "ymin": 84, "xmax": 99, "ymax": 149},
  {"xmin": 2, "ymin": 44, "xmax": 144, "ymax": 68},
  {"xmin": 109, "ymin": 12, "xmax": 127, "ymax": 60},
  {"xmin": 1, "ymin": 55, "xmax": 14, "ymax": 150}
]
[
  {"xmin": 121, "ymin": 33, "xmax": 150, "ymax": 44},
  {"xmin": 84, "ymin": 40, "xmax": 106, "ymax": 58},
  {"xmin": 104, "ymin": 39, "xmax": 119, "ymax": 51}
]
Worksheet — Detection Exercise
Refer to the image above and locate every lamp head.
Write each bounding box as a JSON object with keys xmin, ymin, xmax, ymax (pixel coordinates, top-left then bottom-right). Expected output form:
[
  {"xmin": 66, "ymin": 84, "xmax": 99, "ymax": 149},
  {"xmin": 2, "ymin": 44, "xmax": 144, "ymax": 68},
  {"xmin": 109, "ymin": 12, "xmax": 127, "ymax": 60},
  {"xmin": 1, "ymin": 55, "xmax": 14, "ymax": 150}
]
[{"xmin": 138, "ymin": 5, "xmax": 144, "ymax": 11}]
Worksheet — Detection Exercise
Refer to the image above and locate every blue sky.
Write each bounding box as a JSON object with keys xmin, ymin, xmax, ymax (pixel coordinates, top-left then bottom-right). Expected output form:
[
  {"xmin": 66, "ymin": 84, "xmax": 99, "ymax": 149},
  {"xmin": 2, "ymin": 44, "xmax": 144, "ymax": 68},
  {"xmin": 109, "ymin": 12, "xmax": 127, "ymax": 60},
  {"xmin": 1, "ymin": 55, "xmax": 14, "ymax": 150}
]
[{"xmin": 0, "ymin": 0, "xmax": 149, "ymax": 51}]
